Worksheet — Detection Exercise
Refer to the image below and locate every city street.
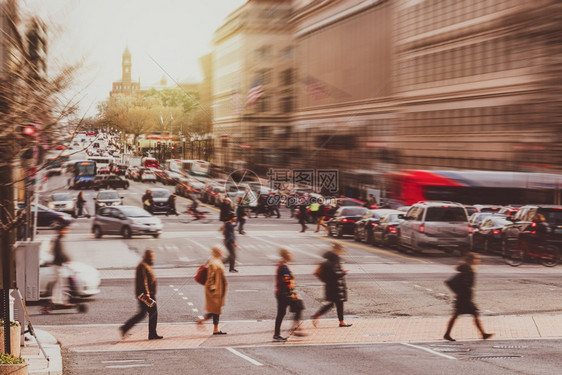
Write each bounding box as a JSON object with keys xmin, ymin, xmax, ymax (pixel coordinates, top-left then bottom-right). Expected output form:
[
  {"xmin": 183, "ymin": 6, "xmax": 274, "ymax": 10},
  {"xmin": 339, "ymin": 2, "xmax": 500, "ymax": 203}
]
[{"xmin": 27, "ymin": 169, "xmax": 562, "ymax": 374}]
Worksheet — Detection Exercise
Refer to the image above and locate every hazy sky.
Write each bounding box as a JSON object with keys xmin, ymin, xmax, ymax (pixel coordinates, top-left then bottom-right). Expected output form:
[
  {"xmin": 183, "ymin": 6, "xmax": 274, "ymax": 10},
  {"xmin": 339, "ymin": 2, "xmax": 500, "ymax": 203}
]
[{"xmin": 20, "ymin": 0, "xmax": 246, "ymax": 117}]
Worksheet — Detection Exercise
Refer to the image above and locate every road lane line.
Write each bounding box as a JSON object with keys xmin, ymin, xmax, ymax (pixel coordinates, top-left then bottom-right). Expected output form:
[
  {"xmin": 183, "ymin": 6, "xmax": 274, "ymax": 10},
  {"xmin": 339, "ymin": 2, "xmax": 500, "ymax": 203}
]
[
  {"xmin": 105, "ymin": 364, "xmax": 153, "ymax": 369},
  {"xmin": 102, "ymin": 360, "xmax": 145, "ymax": 363},
  {"xmin": 401, "ymin": 343, "xmax": 456, "ymax": 360},
  {"xmin": 226, "ymin": 347, "xmax": 264, "ymax": 366},
  {"xmin": 313, "ymin": 236, "xmax": 430, "ymax": 264},
  {"xmin": 249, "ymin": 235, "xmax": 324, "ymax": 260}
]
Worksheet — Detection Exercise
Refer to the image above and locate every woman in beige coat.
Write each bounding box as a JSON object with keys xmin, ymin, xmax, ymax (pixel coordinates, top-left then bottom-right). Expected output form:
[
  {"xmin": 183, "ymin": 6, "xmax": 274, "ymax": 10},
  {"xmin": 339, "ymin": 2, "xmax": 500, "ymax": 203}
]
[{"xmin": 197, "ymin": 247, "xmax": 228, "ymax": 335}]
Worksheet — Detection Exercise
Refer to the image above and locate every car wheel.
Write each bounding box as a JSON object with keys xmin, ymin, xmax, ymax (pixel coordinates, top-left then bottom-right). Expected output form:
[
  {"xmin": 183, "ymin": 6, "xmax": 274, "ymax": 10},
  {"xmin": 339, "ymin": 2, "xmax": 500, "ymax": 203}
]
[
  {"xmin": 353, "ymin": 228, "xmax": 360, "ymax": 242},
  {"xmin": 152, "ymin": 233, "xmax": 160, "ymax": 239},
  {"xmin": 124, "ymin": 183, "xmax": 129, "ymax": 189},
  {"xmin": 411, "ymin": 237, "xmax": 421, "ymax": 254},
  {"xmin": 49, "ymin": 219, "xmax": 64, "ymax": 230},
  {"xmin": 122, "ymin": 226, "xmax": 132, "ymax": 239},
  {"xmin": 93, "ymin": 226, "xmax": 103, "ymax": 238},
  {"xmin": 382, "ymin": 233, "xmax": 389, "ymax": 248},
  {"xmin": 483, "ymin": 239, "xmax": 490, "ymax": 253},
  {"xmin": 336, "ymin": 225, "xmax": 343, "ymax": 238}
]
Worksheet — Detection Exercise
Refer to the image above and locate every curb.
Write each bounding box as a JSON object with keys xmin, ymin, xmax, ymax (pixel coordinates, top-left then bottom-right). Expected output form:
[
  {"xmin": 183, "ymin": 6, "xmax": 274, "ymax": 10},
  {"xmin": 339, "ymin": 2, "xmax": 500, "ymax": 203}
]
[{"xmin": 22, "ymin": 329, "xmax": 62, "ymax": 375}]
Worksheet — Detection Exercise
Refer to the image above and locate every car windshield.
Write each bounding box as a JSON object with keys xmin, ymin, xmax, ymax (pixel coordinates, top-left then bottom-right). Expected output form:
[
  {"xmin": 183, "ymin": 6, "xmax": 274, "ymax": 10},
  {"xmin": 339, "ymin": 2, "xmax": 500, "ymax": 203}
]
[
  {"xmin": 98, "ymin": 191, "xmax": 119, "ymax": 200},
  {"xmin": 119, "ymin": 206, "xmax": 151, "ymax": 217},
  {"xmin": 52, "ymin": 193, "xmax": 71, "ymax": 201},
  {"xmin": 341, "ymin": 207, "xmax": 367, "ymax": 216},
  {"xmin": 540, "ymin": 209, "xmax": 562, "ymax": 225},
  {"xmin": 425, "ymin": 207, "xmax": 467, "ymax": 222},
  {"xmin": 492, "ymin": 217, "xmax": 510, "ymax": 226},
  {"xmin": 152, "ymin": 190, "xmax": 171, "ymax": 198}
]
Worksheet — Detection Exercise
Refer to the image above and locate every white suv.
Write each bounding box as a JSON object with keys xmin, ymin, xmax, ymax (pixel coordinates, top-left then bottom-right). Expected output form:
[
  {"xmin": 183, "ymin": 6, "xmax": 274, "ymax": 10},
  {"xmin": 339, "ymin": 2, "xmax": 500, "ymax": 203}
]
[{"xmin": 399, "ymin": 201, "xmax": 470, "ymax": 255}]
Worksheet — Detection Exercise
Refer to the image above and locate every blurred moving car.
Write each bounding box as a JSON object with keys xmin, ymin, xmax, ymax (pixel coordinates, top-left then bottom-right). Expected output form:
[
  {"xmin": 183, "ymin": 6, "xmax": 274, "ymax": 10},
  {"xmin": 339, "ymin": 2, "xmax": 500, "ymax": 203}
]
[
  {"xmin": 372, "ymin": 211, "xmax": 406, "ymax": 248},
  {"xmin": 92, "ymin": 205, "xmax": 163, "ymax": 239},
  {"xmin": 47, "ymin": 192, "xmax": 75, "ymax": 215},
  {"xmin": 399, "ymin": 201, "xmax": 470, "ymax": 254},
  {"xmin": 141, "ymin": 170, "xmax": 157, "ymax": 183},
  {"xmin": 148, "ymin": 188, "xmax": 172, "ymax": 214},
  {"xmin": 94, "ymin": 190, "xmax": 123, "ymax": 213},
  {"xmin": 327, "ymin": 206, "xmax": 368, "ymax": 238},
  {"xmin": 471, "ymin": 215, "xmax": 511, "ymax": 253},
  {"xmin": 40, "ymin": 249, "xmax": 101, "ymax": 298},
  {"xmin": 16, "ymin": 203, "xmax": 73, "ymax": 229},
  {"xmin": 474, "ymin": 205, "xmax": 504, "ymax": 213},
  {"xmin": 111, "ymin": 163, "xmax": 128, "ymax": 176},
  {"xmin": 354, "ymin": 209, "xmax": 401, "ymax": 244},
  {"xmin": 92, "ymin": 175, "xmax": 129, "ymax": 190},
  {"xmin": 97, "ymin": 168, "xmax": 111, "ymax": 175},
  {"xmin": 468, "ymin": 212, "xmax": 494, "ymax": 229}
]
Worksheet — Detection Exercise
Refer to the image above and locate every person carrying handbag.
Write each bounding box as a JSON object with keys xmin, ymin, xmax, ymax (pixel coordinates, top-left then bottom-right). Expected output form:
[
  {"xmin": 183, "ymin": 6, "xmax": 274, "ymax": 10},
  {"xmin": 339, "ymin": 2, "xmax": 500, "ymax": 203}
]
[
  {"xmin": 273, "ymin": 248, "xmax": 305, "ymax": 342},
  {"xmin": 197, "ymin": 247, "xmax": 228, "ymax": 335},
  {"xmin": 312, "ymin": 242, "xmax": 352, "ymax": 328}
]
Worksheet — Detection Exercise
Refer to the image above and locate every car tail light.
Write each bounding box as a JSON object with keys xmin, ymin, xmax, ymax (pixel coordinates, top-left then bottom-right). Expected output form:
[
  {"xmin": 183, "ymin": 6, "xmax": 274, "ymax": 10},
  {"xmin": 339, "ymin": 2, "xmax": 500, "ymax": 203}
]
[
  {"xmin": 418, "ymin": 223, "xmax": 425, "ymax": 233},
  {"xmin": 342, "ymin": 218, "xmax": 348, "ymax": 223},
  {"xmin": 370, "ymin": 222, "xmax": 376, "ymax": 226},
  {"xmin": 389, "ymin": 225, "xmax": 398, "ymax": 234},
  {"xmin": 531, "ymin": 230, "xmax": 536, "ymax": 235},
  {"xmin": 530, "ymin": 222, "xmax": 537, "ymax": 228},
  {"xmin": 493, "ymin": 229, "xmax": 501, "ymax": 235},
  {"xmin": 468, "ymin": 225, "xmax": 473, "ymax": 234}
]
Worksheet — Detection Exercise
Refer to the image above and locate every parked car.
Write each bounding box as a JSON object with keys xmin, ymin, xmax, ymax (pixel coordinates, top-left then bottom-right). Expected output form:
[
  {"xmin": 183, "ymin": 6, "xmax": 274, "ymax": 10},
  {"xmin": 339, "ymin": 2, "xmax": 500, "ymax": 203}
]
[
  {"xmin": 473, "ymin": 205, "xmax": 504, "ymax": 213},
  {"xmin": 516, "ymin": 212, "xmax": 562, "ymax": 266},
  {"xmin": 16, "ymin": 203, "xmax": 73, "ymax": 229},
  {"xmin": 502, "ymin": 205, "xmax": 562, "ymax": 253},
  {"xmin": 92, "ymin": 175, "xmax": 129, "ymax": 190},
  {"xmin": 94, "ymin": 190, "xmax": 123, "ymax": 213},
  {"xmin": 46, "ymin": 192, "xmax": 75, "ymax": 216},
  {"xmin": 92, "ymin": 205, "xmax": 163, "ymax": 239},
  {"xmin": 148, "ymin": 188, "xmax": 172, "ymax": 214},
  {"xmin": 141, "ymin": 170, "xmax": 157, "ymax": 183},
  {"xmin": 468, "ymin": 212, "xmax": 494, "ymax": 229},
  {"xmin": 40, "ymin": 249, "xmax": 100, "ymax": 298},
  {"xmin": 327, "ymin": 206, "xmax": 368, "ymax": 238},
  {"xmin": 399, "ymin": 201, "xmax": 470, "ymax": 254},
  {"xmin": 372, "ymin": 211, "xmax": 406, "ymax": 248},
  {"xmin": 353, "ymin": 209, "xmax": 401, "ymax": 244},
  {"xmin": 471, "ymin": 215, "xmax": 511, "ymax": 253}
]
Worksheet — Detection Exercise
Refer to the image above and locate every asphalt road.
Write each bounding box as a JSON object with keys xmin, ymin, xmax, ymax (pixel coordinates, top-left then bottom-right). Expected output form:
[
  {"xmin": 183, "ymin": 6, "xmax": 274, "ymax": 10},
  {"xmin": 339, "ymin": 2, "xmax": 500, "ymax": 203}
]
[{"xmin": 30, "ymin": 153, "xmax": 562, "ymax": 374}]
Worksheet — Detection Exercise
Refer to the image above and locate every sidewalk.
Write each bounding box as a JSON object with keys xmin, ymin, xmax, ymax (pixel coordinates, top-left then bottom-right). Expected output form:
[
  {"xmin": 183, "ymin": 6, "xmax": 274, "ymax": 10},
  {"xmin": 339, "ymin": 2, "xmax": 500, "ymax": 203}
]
[{"xmin": 21, "ymin": 314, "xmax": 562, "ymax": 370}]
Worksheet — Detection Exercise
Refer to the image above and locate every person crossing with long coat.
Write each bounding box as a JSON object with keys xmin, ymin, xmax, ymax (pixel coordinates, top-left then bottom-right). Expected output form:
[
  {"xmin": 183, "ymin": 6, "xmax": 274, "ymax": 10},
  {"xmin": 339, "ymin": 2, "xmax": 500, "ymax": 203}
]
[
  {"xmin": 312, "ymin": 242, "xmax": 352, "ymax": 328},
  {"xmin": 197, "ymin": 247, "xmax": 228, "ymax": 335},
  {"xmin": 443, "ymin": 252, "xmax": 493, "ymax": 341}
]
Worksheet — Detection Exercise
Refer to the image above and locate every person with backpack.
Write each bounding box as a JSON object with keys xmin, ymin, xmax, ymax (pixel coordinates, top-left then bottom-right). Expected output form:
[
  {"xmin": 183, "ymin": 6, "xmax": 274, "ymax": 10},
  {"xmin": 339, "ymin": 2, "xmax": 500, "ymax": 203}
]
[
  {"xmin": 443, "ymin": 252, "xmax": 493, "ymax": 341},
  {"xmin": 197, "ymin": 246, "xmax": 228, "ymax": 335},
  {"xmin": 273, "ymin": 248, "xmax": 305, "ymax": 342},
  {"xmin": 311, "ymin": 242, "xmax": 352, "ymax": 328}
]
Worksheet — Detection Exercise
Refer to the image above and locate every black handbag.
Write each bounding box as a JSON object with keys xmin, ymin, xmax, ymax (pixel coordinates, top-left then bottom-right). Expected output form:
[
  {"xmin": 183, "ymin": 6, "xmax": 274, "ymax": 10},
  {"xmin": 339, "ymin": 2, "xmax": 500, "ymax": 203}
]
[
  {"xmin": 289, "ymin": 298, "xmax": 305, "ymax": 313},
  {"xmin": 445, "ymin": 273, "xmax": 462, "ymax": 295}
]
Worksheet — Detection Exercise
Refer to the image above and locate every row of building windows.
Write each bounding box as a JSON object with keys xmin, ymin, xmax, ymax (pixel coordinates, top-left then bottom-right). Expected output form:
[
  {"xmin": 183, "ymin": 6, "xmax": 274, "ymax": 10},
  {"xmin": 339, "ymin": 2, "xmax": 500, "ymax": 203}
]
[
  {"xmin": 398, "ymin": 0, "xmax": 516, "ymax": 39},
  {"xmin": 402, "ymin": 156, "xmax": 512, "ymax": 171},
  {"xmin": 397, "ymin": 104, "xmax": 544, "ymax": 135},
  {"xmin": 253, "ymin": 68, "xmax": 293, "ymax": 86},
  {"xmin": 253, "ymin": 96, "xmax": 294, "ymax": 113},
  {"xmin": 254, "ymin": 45, "xmax": 294, "ymax": 61},
  {"xmin": 398, "ymin": 36, "xmax": 532, "ymax": 88}
]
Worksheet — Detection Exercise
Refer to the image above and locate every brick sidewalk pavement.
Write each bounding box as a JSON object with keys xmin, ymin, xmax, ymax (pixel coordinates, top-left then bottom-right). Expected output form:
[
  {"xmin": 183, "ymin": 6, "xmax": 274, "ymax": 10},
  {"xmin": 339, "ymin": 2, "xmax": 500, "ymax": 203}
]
[{"xmin": 38, "ymin": 314, "xmax": 562, "ymax": 352}]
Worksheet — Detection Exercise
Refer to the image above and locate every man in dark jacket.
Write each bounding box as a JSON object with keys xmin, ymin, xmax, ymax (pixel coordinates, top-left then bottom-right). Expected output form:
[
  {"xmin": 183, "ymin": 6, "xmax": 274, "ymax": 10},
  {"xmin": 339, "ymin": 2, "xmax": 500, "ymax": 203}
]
[
  {"xmin": 223, "ymin": 215, "xmax": 238, "ymax": 272},
  {"xmin": 236, "ymin": 197, "xmax": 247, "ymax": 235},
  {"xmin": 298, "ymin": 203, "xmax": 308, "ymax": 232},
  {"xmin": 166, "ymin": 193, "xmax": 178, "ymax": 216},
  {"xmin": 142, "ymin": 190, "xmax": 154, "ymax": 213},
  {"xmin": 120, "ymin": 249, "xmax": 163, "ymax": 340},
  {"xmin": 219, "ymin": 198, "xmax": 234, "ymax": 222},
  {"xmin": 312, "ymin": 242, "xmax": 352, "ymax": 327}
]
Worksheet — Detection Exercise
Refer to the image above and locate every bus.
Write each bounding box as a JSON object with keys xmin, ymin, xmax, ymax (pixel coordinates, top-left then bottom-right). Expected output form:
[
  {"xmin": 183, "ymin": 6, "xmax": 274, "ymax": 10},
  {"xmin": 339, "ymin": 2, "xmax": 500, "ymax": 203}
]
[
  {"xmin": 141, "ymin": 157, "xmax": 159, "ymax": 169},
  {"xmin": 87, "ymin": 156, "xmax": 113, "ymax": 170},
  {"xmin": 68, "ymin": 160, "xmax": 96, "ymax": 189},
  {"xmin": 164, "ymin": 159, "xmax": 210, "ymax": 177},
  {"xmin": 385, "ymin": 170, "xmax": 562, "ymax": 206}
]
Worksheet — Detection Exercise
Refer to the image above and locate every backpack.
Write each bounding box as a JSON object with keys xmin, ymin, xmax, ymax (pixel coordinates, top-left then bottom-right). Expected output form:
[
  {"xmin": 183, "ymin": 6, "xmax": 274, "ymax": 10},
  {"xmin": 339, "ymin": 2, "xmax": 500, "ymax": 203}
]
[
  {"xmin": 445, "ymin": 273, "xmax": 462, "ymax": 294},
  {"xmin": 194, "ymin": 264, "xmax": 208, "ymax": 285}
]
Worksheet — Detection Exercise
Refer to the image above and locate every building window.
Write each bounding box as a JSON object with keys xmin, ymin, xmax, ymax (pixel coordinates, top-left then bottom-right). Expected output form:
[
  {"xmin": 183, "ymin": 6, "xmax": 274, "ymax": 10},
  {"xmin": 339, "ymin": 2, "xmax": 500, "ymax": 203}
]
[
  {"xmin": 255, "ymin": 46, "xmax": 271, "ymax": 60},
  {"xmin": 280, "ymin": 46, "xmax": 293, "ymax": 61},
  {"xmin": 280, "ymin": 69, "xmax": 293, "ymax": 86},
  {"xmin": 257, "ymin": 97, "xmax": 269, "ymax": 113},
  {"xmin": 256, "ymin": 69, "xmax": 271, "ymax": 85},
  {"xmin": 281, "ymin": 97, "xmax": 293, "ymax": 113}
]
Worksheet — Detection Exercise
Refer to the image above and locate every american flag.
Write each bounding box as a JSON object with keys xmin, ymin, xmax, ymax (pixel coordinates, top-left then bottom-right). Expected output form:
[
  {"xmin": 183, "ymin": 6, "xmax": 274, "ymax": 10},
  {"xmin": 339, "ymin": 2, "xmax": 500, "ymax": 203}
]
[
  {"xmin": 302, "ymin": 75, "xmax": 330, "ymax": 100},
  {"xmin": 246, "ymin": 81, "xmax": 264, "ymax": 107}
]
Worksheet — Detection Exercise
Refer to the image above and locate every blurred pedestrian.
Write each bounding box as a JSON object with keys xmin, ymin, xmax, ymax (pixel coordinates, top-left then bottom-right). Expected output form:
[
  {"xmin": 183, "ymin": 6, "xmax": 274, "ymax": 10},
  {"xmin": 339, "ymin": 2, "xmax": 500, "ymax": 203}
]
[
  {"xmin": 312, "ymin": 242, "xmax": 352, "ymax": 328},
  {"xmin": 309, "ymin": 200, "xmax": 320, "ymax": 224},
  {"xmin": 51, "ymin": 225, "xmax": 72, "ymax": 307},
  {"xmin": 120, "ymin": 249, "xmax": 163, "ymax": 340},
  {"xmin": 315, "ymin": 201, "xmax": 327, "ymax": 233},
  {"xmin": 298, "ymin": 202, "xmax": 308, "ymax": 232},
  {"xmin": 443, "ymin": 252, "xmax": 493, "ymax": 341},
  {"xmin": 197, "ymin": 246, "xmax": 228, "ymax": 335},
  {"xmin": 236, "ymin": 197, "xmax": 247, "ymax": 235},
  {"xmin": 142, "ymin": 190, "xmax": 154, "ymax": 213},
  {"xmin": 224, "ymin": 215, "xmax": 238, "ymax": 272},
  {"xmin": 274, "ymin": 248, "xmax": 305, "ymax": 342},
  {"xmin": 219, "ymin": 197, "xmax": 234, "ymax": 222},
  {"xmin": 76, "ymin": 191, "xmax": 87, "ymax": 218},
  {"xmin": 166, "ymin": 193, "xmax": 179, "ymax": 216}
]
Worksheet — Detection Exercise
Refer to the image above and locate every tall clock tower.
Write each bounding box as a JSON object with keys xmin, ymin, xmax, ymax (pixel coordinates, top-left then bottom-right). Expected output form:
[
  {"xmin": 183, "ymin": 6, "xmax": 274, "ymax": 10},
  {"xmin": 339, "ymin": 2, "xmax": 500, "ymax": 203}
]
[{"xmin": 122, "ymin": 46, "xmax": 132, "ymax": 83}]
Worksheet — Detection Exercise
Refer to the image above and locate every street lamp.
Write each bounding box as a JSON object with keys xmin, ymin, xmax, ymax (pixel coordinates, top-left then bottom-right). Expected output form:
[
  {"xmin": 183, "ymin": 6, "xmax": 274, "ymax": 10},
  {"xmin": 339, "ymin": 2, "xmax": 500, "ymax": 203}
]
[{"xmin": 182, "ymin": 137, "xmax": 186, "ymax": 159}]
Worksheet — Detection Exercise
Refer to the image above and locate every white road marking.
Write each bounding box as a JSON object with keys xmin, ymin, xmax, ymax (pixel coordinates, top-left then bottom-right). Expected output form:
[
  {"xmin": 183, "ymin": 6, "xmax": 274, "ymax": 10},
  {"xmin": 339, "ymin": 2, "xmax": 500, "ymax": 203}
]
[
  {"xmin": 179, "ymin": 257, "xmax": 191, "ymax": 262},
  {"xmin": 188, "ymin": 238, "xmax": 211, "ymax": 251},
  {"xmin": 178, "ymin": 292, "xmax": 184, "ymax": 296},
  {"xmin": 105, "ymin": 364, "xmax": 153, "ymax": 369},
  {"xmin": 102, "ymin": 360, "xmax": 145, "ymax": 363},
  {"xmin": 250, "ymin": 235, "xmax": 323, "ymax": 260},
  {"xmin": 234, "ymin": 289, "xmax": 259, "ymax": 293},
  {"xmin": 173, "ymin": 289, "xmax": 179, "ymax": 292},
  {"xmin": 226, "ymin": 347, "xmax": 264, "ymax": 366},
  {"xmin": 402, "ymin": 343, "xmax": 456, "ymax": 360},
  {"xmin": 188, "ymin": 302, "xmax": 193, "ymax": 306},
  {"xmin": 169, "ymin": 285, "xmax": 175, "ymax": 288},
  {"xmin": 192, "ymin": 308, "xmax": 198, "ymax": 312},
  {"xmin": 182, "ymin": 297, "xmax": 189, "ymax": 300}
]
